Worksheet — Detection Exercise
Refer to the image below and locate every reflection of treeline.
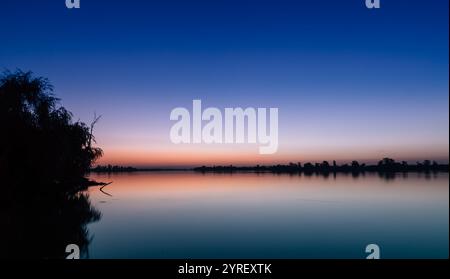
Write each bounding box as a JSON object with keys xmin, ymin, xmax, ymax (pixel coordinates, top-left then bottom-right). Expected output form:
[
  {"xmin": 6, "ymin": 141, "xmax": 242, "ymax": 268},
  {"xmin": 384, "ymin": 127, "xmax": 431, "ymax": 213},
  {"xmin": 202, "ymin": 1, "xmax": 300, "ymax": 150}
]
[
  {"xmin": 91, "ymin": 165, "xmax": 140, "ymax": 172},
  {"xmin": 90, "ymin": 165, "xmax": 192, "ymax": 172},
  {"xmin": 193, "ymin": 158, "xmax": 449, "ymax": 173}
]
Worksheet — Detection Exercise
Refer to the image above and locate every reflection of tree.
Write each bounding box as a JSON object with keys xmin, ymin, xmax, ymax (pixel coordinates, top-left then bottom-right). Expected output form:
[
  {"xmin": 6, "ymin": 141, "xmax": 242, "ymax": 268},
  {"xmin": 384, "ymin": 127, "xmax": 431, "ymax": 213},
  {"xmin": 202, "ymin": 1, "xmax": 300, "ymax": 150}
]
[
  {"xmin": 377, "ymin": 171, "xmax": 396, "ymax": 181},
  {"xmin": 2, "ymin": 189, "xmax": 101, "ymax": 259}
]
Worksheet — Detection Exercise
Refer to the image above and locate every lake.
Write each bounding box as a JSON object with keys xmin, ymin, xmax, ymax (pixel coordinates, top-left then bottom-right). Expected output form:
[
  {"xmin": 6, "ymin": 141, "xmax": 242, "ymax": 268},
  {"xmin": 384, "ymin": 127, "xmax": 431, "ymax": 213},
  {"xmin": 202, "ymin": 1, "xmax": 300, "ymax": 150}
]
[{"xmin": 86, "ymin": 171, "xmax": 449, "ymax": 259}]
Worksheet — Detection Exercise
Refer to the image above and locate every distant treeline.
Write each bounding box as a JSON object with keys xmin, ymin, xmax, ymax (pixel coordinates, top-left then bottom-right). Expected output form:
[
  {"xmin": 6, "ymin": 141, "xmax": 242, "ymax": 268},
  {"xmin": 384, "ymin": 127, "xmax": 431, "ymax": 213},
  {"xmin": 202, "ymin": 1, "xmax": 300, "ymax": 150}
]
[
  {"xmin": 193, "ymin": 158, "xmax": 449, "ymax": 173},
  {"xmin": 92, "ymin": 158, "xmax": 449, "ymax": 174}
]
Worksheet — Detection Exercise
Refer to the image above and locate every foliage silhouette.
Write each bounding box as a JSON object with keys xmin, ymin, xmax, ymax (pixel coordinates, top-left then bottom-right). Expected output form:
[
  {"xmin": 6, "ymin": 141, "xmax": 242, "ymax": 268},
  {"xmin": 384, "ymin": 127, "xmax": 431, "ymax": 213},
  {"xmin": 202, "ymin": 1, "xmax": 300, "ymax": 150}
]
[
  {"xmin": 0, "ymin": 70, "xmax": 103, "ymax": 193},
  {"xmin": 0, "ymin": 70, "xmax": 102, "ymax": 258},
  {"xmin": 194, "ymin": 158, "xmax": 448, "ymax": 175}
]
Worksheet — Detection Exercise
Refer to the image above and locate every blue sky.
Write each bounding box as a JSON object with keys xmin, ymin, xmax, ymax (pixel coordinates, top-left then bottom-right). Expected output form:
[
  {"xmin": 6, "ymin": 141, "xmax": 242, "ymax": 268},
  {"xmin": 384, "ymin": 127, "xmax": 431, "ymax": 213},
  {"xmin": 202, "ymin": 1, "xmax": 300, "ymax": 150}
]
[{"xmin": 1, "ymin": 0, "xmax": 448, "ymax": 166}]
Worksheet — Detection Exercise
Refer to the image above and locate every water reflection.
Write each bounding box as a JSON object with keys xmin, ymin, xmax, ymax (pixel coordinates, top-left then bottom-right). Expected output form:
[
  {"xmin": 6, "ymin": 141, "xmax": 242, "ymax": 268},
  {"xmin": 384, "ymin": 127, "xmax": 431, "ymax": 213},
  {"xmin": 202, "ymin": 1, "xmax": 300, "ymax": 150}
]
[
  {"xmin": 86, "ymin": 171, "xmax": 449, "ymax": 259},
  {"xmin": 2, "ymin": 188, "xmax": 100, "ymax": 259}
]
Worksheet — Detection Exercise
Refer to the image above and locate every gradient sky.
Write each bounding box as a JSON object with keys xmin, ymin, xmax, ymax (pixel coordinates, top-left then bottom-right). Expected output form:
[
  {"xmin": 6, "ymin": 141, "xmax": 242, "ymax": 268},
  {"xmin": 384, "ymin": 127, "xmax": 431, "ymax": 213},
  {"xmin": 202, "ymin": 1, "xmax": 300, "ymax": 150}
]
[{"xmin": 1, "ymin": 0, "xmax": 448, "ymax": 167}]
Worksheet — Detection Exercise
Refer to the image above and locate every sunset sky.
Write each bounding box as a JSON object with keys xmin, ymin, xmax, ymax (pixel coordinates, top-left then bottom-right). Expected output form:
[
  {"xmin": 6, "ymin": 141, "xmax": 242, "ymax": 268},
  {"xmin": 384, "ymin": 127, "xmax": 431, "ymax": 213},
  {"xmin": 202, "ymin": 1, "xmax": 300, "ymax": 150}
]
[{"xmin": 1, "ymin": 0, "xmax": 448, "ymax": 167}]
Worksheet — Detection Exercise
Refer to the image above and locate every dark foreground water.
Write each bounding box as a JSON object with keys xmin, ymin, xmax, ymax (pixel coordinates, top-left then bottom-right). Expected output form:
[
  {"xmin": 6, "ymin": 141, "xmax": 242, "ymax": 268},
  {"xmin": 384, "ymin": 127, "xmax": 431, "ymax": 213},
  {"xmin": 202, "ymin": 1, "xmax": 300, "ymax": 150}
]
[{"xmin": 86, "ymin": 172, "xmax": 449, "ymax": 259}]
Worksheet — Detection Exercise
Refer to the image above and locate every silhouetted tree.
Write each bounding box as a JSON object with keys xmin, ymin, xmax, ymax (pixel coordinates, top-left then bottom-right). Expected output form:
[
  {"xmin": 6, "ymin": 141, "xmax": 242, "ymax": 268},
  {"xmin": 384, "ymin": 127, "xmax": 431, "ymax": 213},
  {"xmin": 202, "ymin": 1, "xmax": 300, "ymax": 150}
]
[
  {"xmin": 303, "ymin": 162, "xmax": 314, "ymax": 172},
  {"xmin": 0, "ymin": 70, "xmax": 103, "ymax": 258},
  {"xmin": 0, "ymin": 70, "xmax": 103, "ymax": 192},
  {"xmin": 378, "ymin": 157, "xmax": 396, "ymax": 167}
]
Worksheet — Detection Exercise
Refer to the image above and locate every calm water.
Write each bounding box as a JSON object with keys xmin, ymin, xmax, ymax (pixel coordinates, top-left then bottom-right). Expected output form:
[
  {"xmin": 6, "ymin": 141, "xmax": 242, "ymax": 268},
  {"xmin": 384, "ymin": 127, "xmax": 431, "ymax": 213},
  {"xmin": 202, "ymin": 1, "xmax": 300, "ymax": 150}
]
[{"xmin": 86, "ymin": 172, "xmax": 449, "ymax": 259}]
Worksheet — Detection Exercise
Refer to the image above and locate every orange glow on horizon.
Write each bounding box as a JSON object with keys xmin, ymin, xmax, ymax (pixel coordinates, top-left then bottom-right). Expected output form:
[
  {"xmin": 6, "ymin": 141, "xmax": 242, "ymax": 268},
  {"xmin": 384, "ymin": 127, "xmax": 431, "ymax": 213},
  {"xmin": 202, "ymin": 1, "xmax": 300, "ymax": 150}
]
[{"xmin": 95, "ymin": 143, "xmax": 449, "ymax": 167}]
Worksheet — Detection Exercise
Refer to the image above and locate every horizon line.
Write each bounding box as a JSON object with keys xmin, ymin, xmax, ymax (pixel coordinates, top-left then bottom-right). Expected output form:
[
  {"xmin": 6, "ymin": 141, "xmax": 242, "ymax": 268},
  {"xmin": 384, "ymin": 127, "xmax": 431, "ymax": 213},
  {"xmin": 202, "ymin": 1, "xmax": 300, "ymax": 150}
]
[{"xmin": 93, "ymin": 158, "xmax": 450, "ymax": 170}]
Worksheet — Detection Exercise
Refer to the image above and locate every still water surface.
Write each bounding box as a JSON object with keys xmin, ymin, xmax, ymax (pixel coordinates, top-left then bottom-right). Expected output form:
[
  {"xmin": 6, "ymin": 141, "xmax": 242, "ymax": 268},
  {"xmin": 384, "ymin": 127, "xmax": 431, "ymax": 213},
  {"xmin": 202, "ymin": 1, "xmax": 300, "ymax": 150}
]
[{"xmin": 86, "ymin": 171, "xmax": 449, "ymax": 258}]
